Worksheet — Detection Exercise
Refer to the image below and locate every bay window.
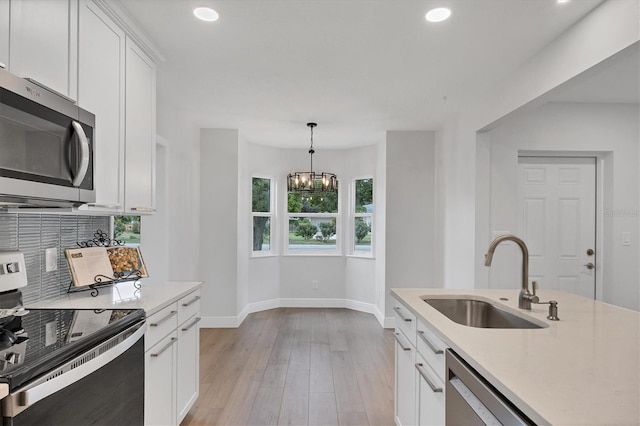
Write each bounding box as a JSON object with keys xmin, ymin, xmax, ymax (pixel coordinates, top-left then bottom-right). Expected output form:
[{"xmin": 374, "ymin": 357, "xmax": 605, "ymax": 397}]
[
  {"xmin": 287, "ymin": 186, "xmax": 339, "ymax": 253},
  {"xmin": 352, "ymin": 178, "xmax": 373, "ymax": 254},
  {"xmin": 252, "ymin": 177, "xmax": 274, "ymax": 254}
]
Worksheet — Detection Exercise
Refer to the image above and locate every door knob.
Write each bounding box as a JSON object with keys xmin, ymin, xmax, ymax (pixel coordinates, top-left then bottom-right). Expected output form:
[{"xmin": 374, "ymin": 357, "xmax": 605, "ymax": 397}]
[{"xmin": 584, "ymin": 263, "xmax": 595, "ymax": 270}]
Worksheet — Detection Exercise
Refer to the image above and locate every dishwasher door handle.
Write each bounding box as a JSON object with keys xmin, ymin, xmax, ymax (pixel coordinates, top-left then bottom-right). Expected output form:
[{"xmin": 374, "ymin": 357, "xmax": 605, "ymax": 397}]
[{"xmin": 1, "ymin": 323, "xmax": 146, "ymax": 417}]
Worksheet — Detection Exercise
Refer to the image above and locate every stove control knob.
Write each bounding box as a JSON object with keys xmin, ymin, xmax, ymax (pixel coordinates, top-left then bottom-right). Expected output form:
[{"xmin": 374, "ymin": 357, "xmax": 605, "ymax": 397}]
[{"xmin": 5, "ymin": 352, "xmax": 20, "ymax": 364}]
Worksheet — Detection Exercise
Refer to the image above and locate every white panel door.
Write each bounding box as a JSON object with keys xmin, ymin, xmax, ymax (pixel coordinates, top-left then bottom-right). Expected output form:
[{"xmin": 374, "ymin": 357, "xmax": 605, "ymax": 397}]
[{"xmin": 518, "ymin": 157, "xmax": 596, "ymax": 298}]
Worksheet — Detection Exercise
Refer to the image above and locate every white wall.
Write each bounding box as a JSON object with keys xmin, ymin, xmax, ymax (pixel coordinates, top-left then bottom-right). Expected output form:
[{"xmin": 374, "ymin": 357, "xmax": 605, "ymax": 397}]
[
  {"xmin": 385, "ymin": 131, "xmax": 436, "ymax": 318},
  {"xmin": 143, "ymin": 99, "xmax": 201, "ymax": 282},
  {"xmin": 374, "ymin": 140, "xmax": 387, "ymax": 321},
  {"xmin": 438, "ymin": 0, "xmax": 639, "ymax": 292},
  {"xmin": 483, "ymin": 102, "xmax": 639, "ymax": 310},
  {"xmin": 200, "ymin": 129, "xmax": 239, "ymax": 323}
]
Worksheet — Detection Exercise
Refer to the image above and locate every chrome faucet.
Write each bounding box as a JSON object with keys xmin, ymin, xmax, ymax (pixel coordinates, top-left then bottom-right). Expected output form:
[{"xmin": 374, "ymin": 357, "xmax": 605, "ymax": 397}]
[{"xmin": 484, "ymin": 234, "xmax": 538, "ymax": 310}]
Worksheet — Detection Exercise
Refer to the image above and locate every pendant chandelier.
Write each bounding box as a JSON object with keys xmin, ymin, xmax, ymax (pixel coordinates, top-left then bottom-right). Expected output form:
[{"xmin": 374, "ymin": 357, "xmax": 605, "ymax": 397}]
[{"xmin": 287, "ymin": 122, "xmax": 337, "ymax": 193}]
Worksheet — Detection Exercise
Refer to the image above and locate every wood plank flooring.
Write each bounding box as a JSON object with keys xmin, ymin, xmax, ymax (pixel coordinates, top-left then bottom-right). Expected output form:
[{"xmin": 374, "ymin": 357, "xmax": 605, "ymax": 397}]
[{"xmin": 181, "ymin": 308, "xmax": 395, "ymax": 426}]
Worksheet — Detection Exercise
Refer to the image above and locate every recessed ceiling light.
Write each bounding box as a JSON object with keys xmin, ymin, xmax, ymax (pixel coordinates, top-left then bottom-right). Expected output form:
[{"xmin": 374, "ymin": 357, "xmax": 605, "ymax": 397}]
[
  {"xmin": 557, "ymin": 0, "xmax": 570, "ymax": 3},
  {"xmin": 194, "ymin": 7, "xmax": 219, "ymax": 22},
  {"xmin": 425, "ymin": 7, "xmax": 451, "ymax": 23}
]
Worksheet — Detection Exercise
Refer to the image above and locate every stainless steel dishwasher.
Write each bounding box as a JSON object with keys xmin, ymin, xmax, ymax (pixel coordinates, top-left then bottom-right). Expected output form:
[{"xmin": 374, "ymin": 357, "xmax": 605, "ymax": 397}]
[{"xmin": 445, "ymin": 350, "xmax": 534, "ymax": 425}]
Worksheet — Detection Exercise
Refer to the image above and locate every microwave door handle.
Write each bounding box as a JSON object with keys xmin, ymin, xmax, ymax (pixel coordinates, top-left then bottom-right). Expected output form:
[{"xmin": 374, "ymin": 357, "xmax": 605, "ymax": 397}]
[{"xmin": 71, "ymin": 121, "xmax": 90, "ymax": 187}]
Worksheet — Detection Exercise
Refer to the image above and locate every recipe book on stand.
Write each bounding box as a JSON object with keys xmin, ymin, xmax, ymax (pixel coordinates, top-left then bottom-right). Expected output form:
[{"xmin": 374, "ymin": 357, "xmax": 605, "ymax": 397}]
[{"xmin": 65, "ymin": 246, "xmax": 149, "ymax": 288}]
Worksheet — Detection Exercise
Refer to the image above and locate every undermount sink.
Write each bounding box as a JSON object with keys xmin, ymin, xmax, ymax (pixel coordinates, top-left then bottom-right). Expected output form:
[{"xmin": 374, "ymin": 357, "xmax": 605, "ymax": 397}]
[{"xmin": 422, "ymin": 297, "xmax": 547, "ymax": 329}]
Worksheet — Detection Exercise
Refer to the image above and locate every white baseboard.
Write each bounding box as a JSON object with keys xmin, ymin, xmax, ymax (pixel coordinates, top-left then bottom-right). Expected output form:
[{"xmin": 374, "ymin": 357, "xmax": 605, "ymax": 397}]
[
  {"xmin": 373, "ymin": 305, "xmax": 395, "ymax": 328},
  {"xmin": 200, "ymin": 298, "xmax": 387, "ymax": 328},
  {"xmin": 383, "ymin": 316, "xmax": 395, "ymax": 329},
  {"xmin": 199, "ymin": 316, "xmax": 239, "ymax": 328}
]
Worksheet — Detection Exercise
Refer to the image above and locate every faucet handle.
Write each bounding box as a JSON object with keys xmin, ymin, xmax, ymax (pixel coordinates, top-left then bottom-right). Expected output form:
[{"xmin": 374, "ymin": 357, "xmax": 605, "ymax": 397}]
[{"xmin": 530, "ymin": 281, "xmax": 540, "ymax": 304}]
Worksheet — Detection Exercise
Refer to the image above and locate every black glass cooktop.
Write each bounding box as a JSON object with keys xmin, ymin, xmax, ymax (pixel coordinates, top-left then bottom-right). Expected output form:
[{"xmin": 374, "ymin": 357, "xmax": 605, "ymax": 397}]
[{"xmin": 0, "ymin": 307, "xmax": 144, "ymax": 391}]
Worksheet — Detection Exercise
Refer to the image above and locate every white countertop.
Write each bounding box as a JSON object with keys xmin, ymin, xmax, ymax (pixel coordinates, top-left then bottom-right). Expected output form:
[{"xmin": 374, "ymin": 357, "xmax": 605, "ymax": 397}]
[
  {"xmin": 391, "ymin": 288, "xmax": 640, "ymax": 425},
  {"xmin": 28, "ymin": 279, "xmax": 203, "ymax": 316}
]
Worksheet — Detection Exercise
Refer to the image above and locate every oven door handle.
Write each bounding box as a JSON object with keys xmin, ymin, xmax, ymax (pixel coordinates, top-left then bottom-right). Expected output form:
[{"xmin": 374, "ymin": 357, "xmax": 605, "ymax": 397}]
[{"xmin": 1, "ymin": 322, "xmax": 146, "ymax": 418}]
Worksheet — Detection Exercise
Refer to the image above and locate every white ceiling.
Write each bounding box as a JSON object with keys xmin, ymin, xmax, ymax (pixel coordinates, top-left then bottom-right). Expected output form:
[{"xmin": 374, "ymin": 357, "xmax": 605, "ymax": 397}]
[{"xmin": 119, "ymin": 0, "xmax": 607, "ymax": 148}]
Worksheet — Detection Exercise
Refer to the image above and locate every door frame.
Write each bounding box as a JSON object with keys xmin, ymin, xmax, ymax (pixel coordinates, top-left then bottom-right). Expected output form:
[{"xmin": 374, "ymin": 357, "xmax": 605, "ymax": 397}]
[{"xmin": 518, "ymin": 150, "xmax": 609, "ymax": 301}]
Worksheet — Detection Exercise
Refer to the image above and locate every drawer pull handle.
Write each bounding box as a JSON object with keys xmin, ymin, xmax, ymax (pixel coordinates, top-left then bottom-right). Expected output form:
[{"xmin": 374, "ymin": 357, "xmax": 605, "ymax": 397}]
[
  {"xmin": 86, "ymin": 203, "xmax": 121, "ymax": 209},
  {"xmin": 181, "ymin": 317, "xmax": 201, "ymax": 331},
  {"xmin": 130, "ymin": 207, "xmax": 156, "ymax": 212},
  {"xmin": 417, "ymin": 330, "xmax": 443, "ymax": 354},
  {"xmin": 416, "ymin": 363, "xmax": 443, "ymax": 393},
  {"xmin": 393, "ymin": 332, "xmax": 412, "ymax": 351},
  {"xmin": 393, "ymin": 306, "xmax": 412, "ymax": 322},
  {"xmin": 182, "ymin": 296, "xmax": 201, "ymax": 307},
  {"xmin": 150, "ymin": 338, "xmax": 176, "ymax": 357},
  {"xmin": 149, "ymin": 310, "xmax": 177, "ymax": 327}
]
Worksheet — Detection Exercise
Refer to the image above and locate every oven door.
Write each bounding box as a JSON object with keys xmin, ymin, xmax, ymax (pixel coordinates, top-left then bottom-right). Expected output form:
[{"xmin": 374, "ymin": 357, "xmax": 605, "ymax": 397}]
[{"xmin": 1, "ymin": 322, "xmax": 145, "ymax": 426}]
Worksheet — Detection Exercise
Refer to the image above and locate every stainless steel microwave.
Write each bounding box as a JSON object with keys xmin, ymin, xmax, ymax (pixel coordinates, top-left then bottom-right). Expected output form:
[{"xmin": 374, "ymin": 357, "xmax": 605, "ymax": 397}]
[{"xmin": 0, "ymin": 67, "xmax": 95, "ymax": 207}]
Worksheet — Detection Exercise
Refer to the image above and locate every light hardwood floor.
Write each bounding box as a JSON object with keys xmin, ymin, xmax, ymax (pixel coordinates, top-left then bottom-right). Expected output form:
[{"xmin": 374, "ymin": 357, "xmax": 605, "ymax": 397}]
[{"xmin": 181, "ymin": 308, "xmax": 395, "ymax": 426}]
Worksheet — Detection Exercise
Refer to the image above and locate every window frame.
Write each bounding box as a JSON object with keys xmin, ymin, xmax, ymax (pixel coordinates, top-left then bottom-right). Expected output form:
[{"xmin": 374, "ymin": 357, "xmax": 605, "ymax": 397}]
[
  {"xmin": 284, "ymin": 186, "xmax": 342, "ymax": 256},
  {"xmin": 251, "ymin": 175, "xmax": 276, "ymax": 257},
  {"xmin": 350, "ymin": 177, "xmax": 374, "ymax": 257}
]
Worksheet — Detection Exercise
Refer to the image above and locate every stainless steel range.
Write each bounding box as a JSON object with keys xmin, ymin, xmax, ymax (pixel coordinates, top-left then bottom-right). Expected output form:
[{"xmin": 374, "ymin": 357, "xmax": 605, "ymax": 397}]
[{"xmin": 0, "ymin": 252, "xmax": 145, "ymax": 425}]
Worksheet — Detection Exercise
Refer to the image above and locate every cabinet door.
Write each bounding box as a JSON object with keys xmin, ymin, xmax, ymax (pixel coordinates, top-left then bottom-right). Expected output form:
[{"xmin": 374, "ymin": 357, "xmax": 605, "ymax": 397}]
[
  {"xmin": 8, "ymin": 0, "xmax": 78, "ymax": 99},
  {"xmin": 124, "ymin": 37, "xmax": 156, "ymax": 214},
  {"xmin": 176, "ymin": 315, "xmax": 200, "ymax": 423},
  {"xmin": 77, "ymin": 0, "xmax": 125, "ymax": 213},
  {"xmin": 145, "ymin": 332, "xmax": 177, "ymax": 426},
  {"xmin": 0, "ymin": 0, "xmax": 8, "ymax": 68},
  {"xmin": 394, "ymin": 330, "xmax": 416, "ymax": 426},
  {"xmin": 416, "ymin": 354, "xmax": 445, "ymax": 426}
]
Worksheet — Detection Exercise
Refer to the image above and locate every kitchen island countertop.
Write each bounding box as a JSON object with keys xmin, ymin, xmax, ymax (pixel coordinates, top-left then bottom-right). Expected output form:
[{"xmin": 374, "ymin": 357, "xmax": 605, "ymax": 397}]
[
  {"xmin": 27, "ymin": 279, "xmax": 203, "ymax": 316},
  {"xmin": 391, "ymin": 288, "xmax": 640, "ymax": 425}
]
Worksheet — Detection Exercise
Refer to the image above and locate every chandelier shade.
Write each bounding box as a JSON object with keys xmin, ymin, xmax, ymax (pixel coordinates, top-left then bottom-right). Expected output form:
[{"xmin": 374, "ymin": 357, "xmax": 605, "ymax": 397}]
[{"xmin": 287, "ymin": 123, "xmax": 337, "ymax": 193}]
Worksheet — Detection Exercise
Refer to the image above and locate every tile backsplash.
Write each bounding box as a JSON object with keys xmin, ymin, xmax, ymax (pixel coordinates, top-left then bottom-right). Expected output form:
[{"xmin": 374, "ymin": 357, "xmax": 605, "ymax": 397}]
[{"xmin": 0, "ymin": 213, "xmax": 109, "ymax": 305}]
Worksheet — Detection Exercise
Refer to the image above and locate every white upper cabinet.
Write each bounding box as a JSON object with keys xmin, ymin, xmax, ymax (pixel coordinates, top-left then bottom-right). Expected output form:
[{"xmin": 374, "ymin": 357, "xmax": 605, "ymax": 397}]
[
  {"xmin": 124, "ymin": 37, "xmax": 156, "ymax": 214},
  {"xmin": 8, "ymin": 0, "xmax": 78, "ymax": 100},
  {"xmin": 76, "ymin": 0, "xmax": 125, "ymax": 213},
  {"xmin": 0, "ymin": 1, "xmax": 8, "ymax": 68}
]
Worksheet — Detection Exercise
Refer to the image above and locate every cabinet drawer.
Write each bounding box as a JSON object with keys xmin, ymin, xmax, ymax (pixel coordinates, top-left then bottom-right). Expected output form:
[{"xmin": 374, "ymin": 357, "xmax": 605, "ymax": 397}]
[
  {"xmin": 393, "ymin": 302, "xmax": 416, "ymax": 346},
  {"xmin": 145, "ymin": 302, "xmax": 178, "ymax": 351},
  {"xmin": 416, "ymin": 351, "xmax": 445, "ymax": 426},
  {"xmin": 178, "ymin": 290, "xmax": 200, "ymax": 325},
  {"xmin": 416, "ymin": 319, "xmax": 447, "ymax": 382}
]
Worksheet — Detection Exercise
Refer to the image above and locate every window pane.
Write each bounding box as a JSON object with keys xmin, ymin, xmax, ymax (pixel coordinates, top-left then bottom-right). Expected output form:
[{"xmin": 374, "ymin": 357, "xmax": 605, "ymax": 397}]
[
  {"xmin": 253, "ymin": 216, "xmax": 271, "ymax": 251},
  {"xmin": 114, "ymin": 216, "xmax": 141, "ymax": 245},
  {"xmin": 354, "ymin": 216, "xmax": 372, "ymax": 252},
  {"xmin": 288, "ymin": 216, "xmax": 337, "ymax": 250},
  {"xmin": 355, "ymin": 178, "xmax": 373, "ymax": 213},
  {"xmin": 288, "ymin": 190, "xmax": 338, "ymax": 213},
  {"xmin": 252, "ymin": 178, "xmax": 271, "ymax": 213}
]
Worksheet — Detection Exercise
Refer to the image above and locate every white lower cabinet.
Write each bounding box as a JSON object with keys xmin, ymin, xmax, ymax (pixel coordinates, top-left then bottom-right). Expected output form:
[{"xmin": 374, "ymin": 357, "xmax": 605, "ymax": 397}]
[
  {"xmin": 394, "ymin": 299, "xmax": 448, "ymax": 426},
  {"xmin": 394, "ymin": 328, "xmax": 416, "ymax": 426},
  {"xmin": 145, "ymin": 331, "xmax": 177, "ymax": 426},
  {"xmin": 176, "ymin": 296, "xmax": 201, "ymax": 423},
  {"xmin": 416, "ymin": 352, "xmax": 445, "ymax": 426},
  {"xmin": 145, "ymin": 290, "xmax": 200, "ymax": 426}
]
